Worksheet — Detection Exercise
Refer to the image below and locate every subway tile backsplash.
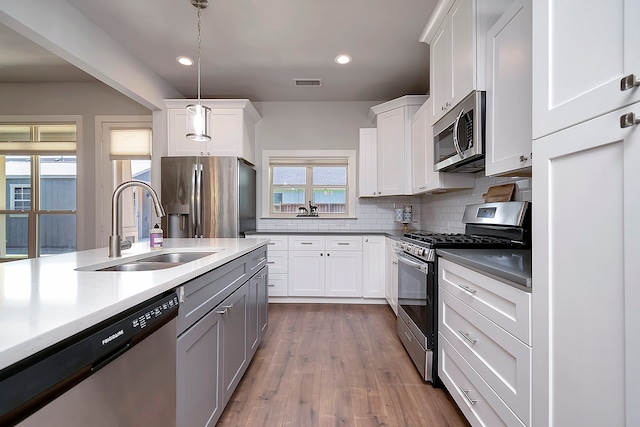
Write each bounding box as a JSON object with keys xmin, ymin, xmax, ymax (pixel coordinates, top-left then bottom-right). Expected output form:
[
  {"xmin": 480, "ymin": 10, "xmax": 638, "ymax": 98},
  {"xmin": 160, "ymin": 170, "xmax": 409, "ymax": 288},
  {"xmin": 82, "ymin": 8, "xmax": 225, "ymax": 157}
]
[{"xmin": 257, "ymin": 173, "xmax": 531, "ymax": 233}]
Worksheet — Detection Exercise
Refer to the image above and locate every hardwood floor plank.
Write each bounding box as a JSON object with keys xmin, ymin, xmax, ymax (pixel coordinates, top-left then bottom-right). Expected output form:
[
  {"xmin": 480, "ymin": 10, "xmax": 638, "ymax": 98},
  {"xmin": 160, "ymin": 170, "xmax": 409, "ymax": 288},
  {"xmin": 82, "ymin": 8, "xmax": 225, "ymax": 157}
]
[{"xmin": 217, "ymin": 303, "xmax": 469, "ymax": 427}]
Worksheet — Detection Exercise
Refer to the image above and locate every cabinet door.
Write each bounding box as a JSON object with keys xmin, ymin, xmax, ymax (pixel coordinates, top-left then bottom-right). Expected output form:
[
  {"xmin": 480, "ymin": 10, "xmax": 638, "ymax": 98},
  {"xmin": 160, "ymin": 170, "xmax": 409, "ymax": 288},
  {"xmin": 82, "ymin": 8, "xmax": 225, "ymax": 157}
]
[
  {"xmin": 222, "ymin": 283, "xmax": 248, "ymax": 405},
  {"xmin": 362, "ymin": 236, "xmax": 386, "ymax": 298},
  {"xmin": 208, "ymin": 109, "xmax": 243, "ymax": 157},
  {"xmin": 411, "ymin": 101, "xmax": 429, "ymax": 194},
  {"xmin": 377, "ymin": 108, "xmax": 407, "ymax": 195},
  {"xmin": 430, "ymin": 18, "xmax": 453, "ymax": 123},
  {"xmin": 532, "ymin": 102, "xmax": 640, "ymax": 427},
  {"xmin": 449, "ymin": 0, "xmax": 474, "ymax": 106},
  {"xmin": 358, "ymin": 128, "xmax": 378, "ymax": 197},
  {"xmin": 533, "ymin": 0, "xmax": 640, "ymax": 138},
  {"xmin": 324, "ymin": 250, "xmax": 363, "ymax": 297},
  {"xmin": 385, "ymin": 238, "xmax": 398, "ymax": 315},
  {"xmin": 247, "ymin": 274, "xmax": 260, "ymax": 356},
  {"xmin": 485, "ymin": 0, "xmax": 532, "ymax": 176},
  {"xmin": 267, "ymin": 273, "xmax": 288, "ymax": 297},
  {"xmin": 288, "ymin": 250, "xmax": 325, "ymax": 296},
  {"xmin": 258, "ymin": 268, "xmax": 268, "ymax": 336},
  {"xmin": 177, "ymin": 308, "xmax": 223, "ymax": 427}
]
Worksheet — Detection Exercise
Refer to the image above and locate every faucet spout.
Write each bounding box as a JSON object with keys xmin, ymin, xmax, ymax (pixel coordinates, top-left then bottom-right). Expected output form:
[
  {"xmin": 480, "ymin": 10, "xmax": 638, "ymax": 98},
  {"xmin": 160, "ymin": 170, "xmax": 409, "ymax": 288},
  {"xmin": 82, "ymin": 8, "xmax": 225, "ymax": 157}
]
[{"xmin": 109, "ymin": 180, "xmax": 165, "ymax": 257}]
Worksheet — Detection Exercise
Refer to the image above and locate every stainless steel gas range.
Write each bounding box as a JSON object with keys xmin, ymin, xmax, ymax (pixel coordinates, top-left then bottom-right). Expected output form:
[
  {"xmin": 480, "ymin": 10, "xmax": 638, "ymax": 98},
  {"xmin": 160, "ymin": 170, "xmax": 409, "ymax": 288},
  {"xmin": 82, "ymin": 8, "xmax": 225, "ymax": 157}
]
[{"xmin": 394, "ymin": 201, "xmax": 531, "ymax": 384}]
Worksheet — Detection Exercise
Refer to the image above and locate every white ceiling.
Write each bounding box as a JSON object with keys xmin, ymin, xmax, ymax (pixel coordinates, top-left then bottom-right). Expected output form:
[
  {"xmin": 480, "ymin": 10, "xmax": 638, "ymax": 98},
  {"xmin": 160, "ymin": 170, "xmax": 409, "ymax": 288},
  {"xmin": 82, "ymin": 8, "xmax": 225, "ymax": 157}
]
[{"xmin": 0, "ymin": 0, "xmax": 437, "ymax": 102}]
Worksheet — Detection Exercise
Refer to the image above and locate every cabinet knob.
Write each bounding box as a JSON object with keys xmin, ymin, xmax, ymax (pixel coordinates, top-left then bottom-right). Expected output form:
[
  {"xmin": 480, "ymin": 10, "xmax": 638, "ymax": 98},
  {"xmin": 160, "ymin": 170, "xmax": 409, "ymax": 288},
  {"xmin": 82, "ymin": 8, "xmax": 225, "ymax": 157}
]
[
  {"xmin": 519, "ymin": 155, "xmax": 528, "ymax": 162},
  {"xmin": 620, "ymin": 74, "xmax": 640, "ymax": 91},
  {"xmin": 620, "ymin": 112, "xmax": 640, "ymax": 128}
]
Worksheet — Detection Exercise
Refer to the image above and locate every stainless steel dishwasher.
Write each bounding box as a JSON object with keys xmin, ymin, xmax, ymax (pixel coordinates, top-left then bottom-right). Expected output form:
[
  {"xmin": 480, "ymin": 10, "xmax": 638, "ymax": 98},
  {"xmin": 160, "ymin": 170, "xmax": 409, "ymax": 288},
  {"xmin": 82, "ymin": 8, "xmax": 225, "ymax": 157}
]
[{"xmin": 0, "ymin": 291, "xmax": 178, "ymax": 427}]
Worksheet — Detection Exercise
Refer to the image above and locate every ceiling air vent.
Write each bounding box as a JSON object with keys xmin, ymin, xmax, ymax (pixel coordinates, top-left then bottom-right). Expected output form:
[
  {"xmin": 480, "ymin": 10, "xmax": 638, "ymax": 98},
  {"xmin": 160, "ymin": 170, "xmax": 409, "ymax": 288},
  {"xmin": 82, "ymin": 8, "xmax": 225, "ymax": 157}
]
[{"xmin": 294, "ymin": 78, "xmax": 322, "ymax": 87}]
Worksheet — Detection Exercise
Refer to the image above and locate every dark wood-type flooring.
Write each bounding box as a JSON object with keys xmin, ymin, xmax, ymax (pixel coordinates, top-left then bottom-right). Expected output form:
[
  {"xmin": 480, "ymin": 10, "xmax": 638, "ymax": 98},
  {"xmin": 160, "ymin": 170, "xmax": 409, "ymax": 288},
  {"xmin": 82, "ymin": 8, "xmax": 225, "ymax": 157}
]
[{"xmin": 218, "ymin": 303, "xmax": 470, "ymax": 427}]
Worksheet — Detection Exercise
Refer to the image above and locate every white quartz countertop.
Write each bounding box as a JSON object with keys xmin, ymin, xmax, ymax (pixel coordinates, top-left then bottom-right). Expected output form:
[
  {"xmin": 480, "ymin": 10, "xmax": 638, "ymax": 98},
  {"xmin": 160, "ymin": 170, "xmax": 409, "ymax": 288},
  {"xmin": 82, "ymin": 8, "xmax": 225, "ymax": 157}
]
[{"xmin": 0, "ymin": 237, "xmax": 268, "ymax": 371}]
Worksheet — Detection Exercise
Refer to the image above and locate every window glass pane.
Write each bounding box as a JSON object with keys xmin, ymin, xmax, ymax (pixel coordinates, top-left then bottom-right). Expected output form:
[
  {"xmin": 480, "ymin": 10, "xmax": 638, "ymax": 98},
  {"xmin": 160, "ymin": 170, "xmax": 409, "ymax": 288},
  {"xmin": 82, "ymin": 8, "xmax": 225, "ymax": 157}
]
[
  {"xmin": 0, "ymin": 125, "xmax": 31, "ymax": 142},
  {"xmin": 313, "ymin": 188, "xmax": 346, "ymax": 213},
  {"xmin": 272, "ymin": 167, "xmax": 306, "ymax": 185},
  {"xmin": 40, "ymin": 156, "xmax": 77, "ymax": 210},
  {"xmin": 113, "ymin": 159, "xmax": 152, "ymax": 242},
  {"xmin": 4, "ymin": 156, "xmax": 31, "ymax": 210},
  {"xmin": 0, "ymin": 213, "xmax": 29, "ymax": 259},
  {"xmin": 37, "ymin": 125, "xmax": 77, "ymax": 142},
  {"xmin": 39, "ymin": 214, "xmax": 76, "ymax": 256},
  {"xmin": 312, "ymin": 167, "xmax": 346, "ymax": 185},
  {"xmin": 272, "ymin": 188, "xmax": 305, "ymax": 213}
]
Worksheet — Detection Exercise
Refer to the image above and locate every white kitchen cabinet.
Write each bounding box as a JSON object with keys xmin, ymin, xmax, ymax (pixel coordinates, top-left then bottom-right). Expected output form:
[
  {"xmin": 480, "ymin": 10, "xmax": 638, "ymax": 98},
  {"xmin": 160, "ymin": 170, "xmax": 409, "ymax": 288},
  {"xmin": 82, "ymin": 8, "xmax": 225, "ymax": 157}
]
[
  {"xmin": 532, "ymin": 0, "xmax": 640, "ymax": 139},
  {"xmin": 421, "ymin": 0, "xmax": 511, "ymax": 124},
  {"xmin": 384, "ymin": 237, "xmax": 398, "ymax": 315},
  {"xmin": 532, "ymin": 101, "xmax": 640, "ymax": 427},
  {"xmin": 165, "ymin": 99, "xmax": 261, "ymax": 164},
  {"xmin": 438, "ymin": 257, "xmax": 531, "ymax": 426},
  {"xmin": 411, "ymin": 100, "xmax": 474, "ymax": 194},
  {"xmin": 485, "ymin": 0, "xmax": 532, "ymax": 177},
  {"xmin": 370, "ymin": 96, "xmax": 428, "ymax": 196},
  {"xmin": 362, "ymin": 236, "xmax": 386, "ymax": 298},
  {"xmin": 358, "ymin": 128, "xmax": 378, "ymax": 197},
  {"xmin": 288, "ymin": 235, "xmax": 363, "ymax": 297},
  {"xmin": 262, "ymin": 235, "xmax": 288, "ymax": 297}
]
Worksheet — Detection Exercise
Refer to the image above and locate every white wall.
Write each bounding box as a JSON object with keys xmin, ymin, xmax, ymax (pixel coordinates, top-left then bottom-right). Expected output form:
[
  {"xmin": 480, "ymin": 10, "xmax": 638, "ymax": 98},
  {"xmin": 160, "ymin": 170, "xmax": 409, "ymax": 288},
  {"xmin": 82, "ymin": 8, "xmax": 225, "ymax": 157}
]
[
  {"xmin": 254, "ymin": 101, "xmax": 423, "ymax": 232},
  {"xmin": 0, "ymin": 82, "xmax": 152, "ymax": 250}
]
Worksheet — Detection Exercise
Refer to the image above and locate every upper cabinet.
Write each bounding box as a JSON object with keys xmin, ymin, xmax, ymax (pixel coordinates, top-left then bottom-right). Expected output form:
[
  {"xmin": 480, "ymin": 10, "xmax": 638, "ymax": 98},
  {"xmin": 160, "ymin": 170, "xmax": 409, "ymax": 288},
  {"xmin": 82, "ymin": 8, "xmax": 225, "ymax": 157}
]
[
  {"xmin": 369, "ymin": 95, "xmax": 428, "ymax": 196},
  {"xmin": 411, "ymin": 100, "xmax": 474, "ymax": 193},
  {"xmin": 165, "ymin": 99, "xmax": 261, "ymax": 164},
  {"xmin": 532, "ymin": 0, "xmax": 640, "ymax": 138},
  {"xmin": 420, "ymin": 0, "xmax": 512, "ymax": 124},
  {"xmin": 485, "ymin": 0, "xmax": 532, "ymax": 176}
]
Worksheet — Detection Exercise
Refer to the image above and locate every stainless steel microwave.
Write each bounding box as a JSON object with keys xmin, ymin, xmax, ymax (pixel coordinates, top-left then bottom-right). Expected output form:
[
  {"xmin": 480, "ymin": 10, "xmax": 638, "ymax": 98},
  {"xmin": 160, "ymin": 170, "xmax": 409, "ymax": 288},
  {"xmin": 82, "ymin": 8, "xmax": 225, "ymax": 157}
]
[{"xmin": 433, "ymin": 91, "xmax": 485, "ymax": 172}]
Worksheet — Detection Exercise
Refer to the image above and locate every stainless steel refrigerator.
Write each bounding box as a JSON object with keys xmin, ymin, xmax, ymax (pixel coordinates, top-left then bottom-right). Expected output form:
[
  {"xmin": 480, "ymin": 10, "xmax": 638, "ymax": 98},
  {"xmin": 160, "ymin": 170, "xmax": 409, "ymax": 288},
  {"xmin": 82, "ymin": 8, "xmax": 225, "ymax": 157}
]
[{"xmin": 160, "ymin": 156, "xmax": 256, "ymax": 238}]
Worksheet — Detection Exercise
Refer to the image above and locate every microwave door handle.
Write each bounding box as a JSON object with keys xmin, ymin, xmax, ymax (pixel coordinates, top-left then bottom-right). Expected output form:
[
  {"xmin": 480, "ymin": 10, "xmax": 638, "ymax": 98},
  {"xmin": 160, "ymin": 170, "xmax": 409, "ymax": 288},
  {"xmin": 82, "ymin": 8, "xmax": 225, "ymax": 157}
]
[{"xmin": 452, "ymin": 108, "xmax": 465, "ymax": 159}]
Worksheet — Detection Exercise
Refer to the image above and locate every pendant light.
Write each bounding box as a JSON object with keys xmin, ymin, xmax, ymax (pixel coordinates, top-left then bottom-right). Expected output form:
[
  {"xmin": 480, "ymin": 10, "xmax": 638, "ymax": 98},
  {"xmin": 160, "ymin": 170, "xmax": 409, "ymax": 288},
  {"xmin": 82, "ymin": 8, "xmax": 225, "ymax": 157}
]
[{"xmin": 186, "ymin": 0, "xmax": 212, "ymax": 142}]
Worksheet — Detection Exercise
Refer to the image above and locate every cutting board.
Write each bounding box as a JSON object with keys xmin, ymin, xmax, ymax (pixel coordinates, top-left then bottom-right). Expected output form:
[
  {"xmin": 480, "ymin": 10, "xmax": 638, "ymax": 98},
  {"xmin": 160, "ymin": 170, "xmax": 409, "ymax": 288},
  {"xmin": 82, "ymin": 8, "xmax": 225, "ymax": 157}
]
[{"xmin": 482, "ymin": 183, "xmax": 515, "ymax": 202}]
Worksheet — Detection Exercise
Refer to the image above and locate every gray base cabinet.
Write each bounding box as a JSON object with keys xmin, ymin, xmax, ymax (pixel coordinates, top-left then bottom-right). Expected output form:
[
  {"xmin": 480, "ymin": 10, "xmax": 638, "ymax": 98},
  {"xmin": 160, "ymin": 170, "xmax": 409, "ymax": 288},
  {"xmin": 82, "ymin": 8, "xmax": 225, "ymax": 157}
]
[{"xmin": 176, "ymin": 246, "xmax": 268, "ymax": 427}]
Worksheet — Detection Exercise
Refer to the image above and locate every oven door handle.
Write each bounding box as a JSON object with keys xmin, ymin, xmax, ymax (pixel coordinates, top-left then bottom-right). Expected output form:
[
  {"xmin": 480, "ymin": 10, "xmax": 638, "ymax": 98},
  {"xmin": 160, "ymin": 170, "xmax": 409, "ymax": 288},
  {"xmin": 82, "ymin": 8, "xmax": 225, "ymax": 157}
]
[{"xmin": 395, "ymin": 250, "xmax": 429, "ymax": 274}]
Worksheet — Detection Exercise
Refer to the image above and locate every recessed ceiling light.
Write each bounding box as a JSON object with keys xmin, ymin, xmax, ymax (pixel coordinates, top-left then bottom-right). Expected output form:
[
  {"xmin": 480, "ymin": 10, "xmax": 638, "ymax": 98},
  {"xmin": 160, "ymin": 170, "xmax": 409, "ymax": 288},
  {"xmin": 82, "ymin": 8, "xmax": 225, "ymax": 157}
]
[
  {"xmin": 177, "ymin": 56, "xmax": 194, "ymax": 66},
  {"xmin": 335, "ymin": 54, "xmax": 352, "ymax": 65}
]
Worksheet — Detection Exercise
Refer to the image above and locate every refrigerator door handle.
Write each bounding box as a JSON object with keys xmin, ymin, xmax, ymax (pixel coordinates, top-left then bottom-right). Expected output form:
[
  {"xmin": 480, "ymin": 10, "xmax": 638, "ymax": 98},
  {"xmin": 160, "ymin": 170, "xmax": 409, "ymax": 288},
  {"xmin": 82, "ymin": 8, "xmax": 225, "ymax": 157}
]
[
  {"xmin": 195, "ymin": 164, "xmax": 203, "ymax": 237},
  {"xmin": 191, "ymin": 163, "xmax": 198, "ymax": 237}
]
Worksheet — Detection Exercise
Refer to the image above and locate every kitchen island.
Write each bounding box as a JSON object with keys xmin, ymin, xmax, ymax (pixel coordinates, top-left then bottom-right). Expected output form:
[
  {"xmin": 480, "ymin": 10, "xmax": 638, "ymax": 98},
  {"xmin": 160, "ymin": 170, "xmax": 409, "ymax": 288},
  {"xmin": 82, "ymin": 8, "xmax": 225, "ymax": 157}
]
[{"xmin": 0, "ymin": 237, "xmax": 268, "ymax": 371}]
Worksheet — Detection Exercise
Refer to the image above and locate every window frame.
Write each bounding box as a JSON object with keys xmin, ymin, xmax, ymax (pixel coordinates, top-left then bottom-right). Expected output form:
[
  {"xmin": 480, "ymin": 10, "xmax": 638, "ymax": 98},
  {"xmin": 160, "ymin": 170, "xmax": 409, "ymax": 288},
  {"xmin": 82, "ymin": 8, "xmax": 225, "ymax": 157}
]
[{"xmin": 262, "ymin": 150, "xmax": 357, "ymax": 218}]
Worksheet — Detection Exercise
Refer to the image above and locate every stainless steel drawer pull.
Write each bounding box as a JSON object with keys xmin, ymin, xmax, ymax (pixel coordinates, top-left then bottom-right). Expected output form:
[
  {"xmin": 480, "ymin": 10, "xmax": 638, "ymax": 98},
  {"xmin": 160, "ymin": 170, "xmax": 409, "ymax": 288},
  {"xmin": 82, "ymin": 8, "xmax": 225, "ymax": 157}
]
[
  {"xmin": 266, "ymin": 261, "xmax": 275, "ymax": 264},
  {"xmin": 620, "ymin": 73, "xmax": 640, "ymax": 91},
  {"xmin": 300, "ymin": 242, "xmax": 313, "ymax": 245},
  {"xmin": 268, "ymin": 242, "xmax": 276, "ymax": 245},
  {"xmin": 458, "ymin": 387, "xmax": 478, "ymax": 405},
  {"xmin": 458, "ymin": 284, "xmax": 477, "ymax": 295},
  {"xmin": 268, "ymin": 284, "xmax": 275, "ymax": 287},
  {"xmin": 254, "ymin": 256, "xmax": 267, "ymax": 262},
  {"xmin": 404, "ymin": 331, "xmax": 413, "ymax": 342},
  {"xmin": 620, "ymin": 112, "xmax": 640, "ymax": 128},
  {"xmin": 458, "ymin": 329, "xmax": 477, "ymax": 345},
  {"xmin": 214, "ymin": 303, "xmax": 234, "ymax": 315},
  {"xmin": 337, "ymin": 242, "xmax": 349, "ymax": 245}
]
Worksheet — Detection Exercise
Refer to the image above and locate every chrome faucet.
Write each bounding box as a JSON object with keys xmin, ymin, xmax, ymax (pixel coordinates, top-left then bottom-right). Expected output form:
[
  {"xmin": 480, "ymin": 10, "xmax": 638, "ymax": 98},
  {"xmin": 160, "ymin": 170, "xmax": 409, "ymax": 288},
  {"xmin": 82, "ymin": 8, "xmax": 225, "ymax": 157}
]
[{"xmin": 109, "ymin": 180, "xmax": 166, "ymax": 257}]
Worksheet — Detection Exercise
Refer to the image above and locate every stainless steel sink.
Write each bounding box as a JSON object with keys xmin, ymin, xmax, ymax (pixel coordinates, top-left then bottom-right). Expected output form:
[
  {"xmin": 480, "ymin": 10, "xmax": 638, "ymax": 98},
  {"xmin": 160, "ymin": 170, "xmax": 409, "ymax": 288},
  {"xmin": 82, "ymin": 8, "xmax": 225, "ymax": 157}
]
[{"xmin": 86, "ymin": 251, "xmax": 216, "ymax": 272}]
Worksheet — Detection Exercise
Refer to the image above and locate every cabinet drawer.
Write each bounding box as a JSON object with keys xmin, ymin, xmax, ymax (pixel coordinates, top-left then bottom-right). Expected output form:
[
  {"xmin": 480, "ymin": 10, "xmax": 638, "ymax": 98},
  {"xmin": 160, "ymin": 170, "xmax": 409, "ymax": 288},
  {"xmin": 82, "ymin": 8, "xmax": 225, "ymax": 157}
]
[
  {"xmin": 266, "ymin": 250, "xmax": 288, "ymax": 274},
  {"xmin": 260, "ymin": 235, "xmax": 289, "ymax": 250},
  {"xmin": 439, "ymin": 258, "xmax": 531, "ymax": 345},
  {"xmin": 247, "ymin": 246, "xmax": 267, "ymax": 275},
  {"xmin": 440, "ymin": 287, "xmax": 531, "ymax": 424},
  {"xmin": 325, "ymin": 235, "xmax": 363, "ymax": 251},
  {"xmin": 289, "ymin": 235, "xmax": 325, "ymax": 250},
  {"xmin": 439, "ymin": 335, "xmax": 526, "ymax": 427},
  {"xmin": 267, "ymin": 273, "xmax": 288, "ymax": 297}
]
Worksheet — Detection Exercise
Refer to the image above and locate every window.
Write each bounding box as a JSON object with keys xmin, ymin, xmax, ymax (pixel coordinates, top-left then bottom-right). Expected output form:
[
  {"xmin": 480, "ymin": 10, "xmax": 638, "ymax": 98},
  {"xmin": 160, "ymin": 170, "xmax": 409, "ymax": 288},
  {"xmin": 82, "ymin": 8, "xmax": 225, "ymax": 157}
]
[
  {"xmin": 263, "ymin": 150, "xmax": 356, "ymax": 218},
  {"xmin": 0, "ymin": 124, "xmax": 78, "ymax": 260}
]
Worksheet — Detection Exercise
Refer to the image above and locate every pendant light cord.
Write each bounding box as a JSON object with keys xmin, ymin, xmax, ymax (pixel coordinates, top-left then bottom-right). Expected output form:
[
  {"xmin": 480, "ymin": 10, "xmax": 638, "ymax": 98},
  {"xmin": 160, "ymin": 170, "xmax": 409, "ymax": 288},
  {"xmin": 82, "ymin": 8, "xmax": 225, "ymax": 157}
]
[{"xmin": 197, "ymin": 5, "xmax": 202, "ymax": 105}]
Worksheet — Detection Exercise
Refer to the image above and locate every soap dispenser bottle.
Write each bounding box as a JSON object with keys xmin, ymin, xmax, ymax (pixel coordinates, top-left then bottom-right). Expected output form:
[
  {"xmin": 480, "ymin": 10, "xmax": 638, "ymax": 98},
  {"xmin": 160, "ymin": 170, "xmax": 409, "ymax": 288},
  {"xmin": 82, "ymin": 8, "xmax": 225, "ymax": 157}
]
[{"xmin": 150, "ymin": 224, "xmax": 163, "ymax": 249}]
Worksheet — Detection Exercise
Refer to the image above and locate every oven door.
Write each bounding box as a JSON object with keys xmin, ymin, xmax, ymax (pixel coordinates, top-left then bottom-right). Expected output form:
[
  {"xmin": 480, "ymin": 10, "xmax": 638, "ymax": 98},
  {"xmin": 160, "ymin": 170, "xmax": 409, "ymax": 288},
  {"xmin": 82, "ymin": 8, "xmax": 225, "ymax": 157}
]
[{"xmin": 395, "ymin": 250, "xmax": 435, "ymax": 350}]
